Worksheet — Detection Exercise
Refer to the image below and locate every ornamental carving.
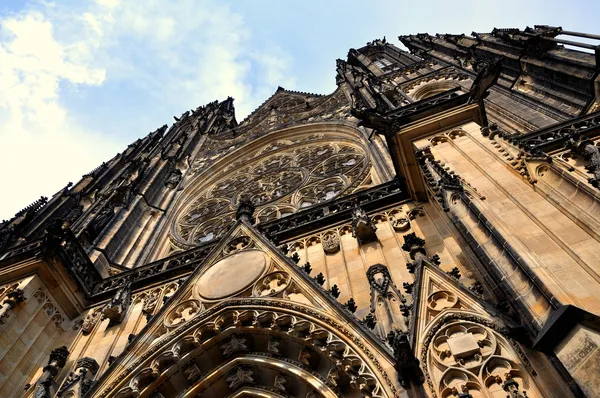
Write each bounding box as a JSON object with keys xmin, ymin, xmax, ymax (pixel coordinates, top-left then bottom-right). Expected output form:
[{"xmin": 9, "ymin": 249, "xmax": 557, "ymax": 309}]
[
  {"xmin": 142, "ymin": 289, "xmax": 161, "ymax": 314},
  {"xmin": 427, "ymin": 290, "xmax": 458, "ymax": 312},
  {"xmin": 98, "ymin": 300, "xmax": 397, "ymax": 398},
  {"xmin": 252, "ymin": 271, "xmax": 291, "ymax": 297},
  {"xmin": 164, "ymin": 300, "xmax": 203, "ymax": 328},
  {"xmin": 424, "ymin": 318, "xmax": 541, "ymax": 398},
  {"xmin": 175, "ymin": 137, "xmax": 371, "ymax": 245},
  {"xmin": 351, "ymin": 206, "xmax": 378, "ymax": 245},
  {"xmin": 81, "ymin": 308, "xmax": 102, "ymax": 334},
  {"xmin": 322, "ymin": 231, "xmax": 340, "ymax": 254}
]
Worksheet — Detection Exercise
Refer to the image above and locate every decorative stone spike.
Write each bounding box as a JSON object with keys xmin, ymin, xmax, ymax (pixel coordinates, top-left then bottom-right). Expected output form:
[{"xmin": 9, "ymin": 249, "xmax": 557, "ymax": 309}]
[
  {"xmin": 290, "ymin": 252, "xmax": 301, "ymax": 264},
  {"xmin": 406, "ymin": 262, "xmax": 416, "ymax": 274},
  {"xmin": 302, "ymin": 262, "xmax": 312, "ymax": 274},
  {"xmin": 400, "ymin": 303, "xmax": 412, "ymax": 317},
  {"xmin": 469, "ymin": 281, "xmax": 484, "ymax": 295},
  {"xmin": 447, "ymin": 267, "xmax": 461, "ymax": 280},
  {"xmin": 403, "ymin": 282, "xmax": 414, "ymax": 295},
  {"xmin": 429, "ymin": 254, "xmax": 441, "ymax": 266},
  {"xmin": 345, "ymin": 298, "xmax": 357, "ymax": 313},
  {"xmin": 33, "ymin": 346, "xmax": 70, "ymax": 398},
  {"xmin": 278, "ymin": 243, "xmax": 289, "ymax": 255},
  {"xmin": 314, "ymin": 272, "xmax": 326, "ymax": 286},
  {"xmin": 362, "ymin": 312, "xmax": 377, "ymax": 329},
  {"xmin": 329, "ymin": 284, "xmax": 340, "ymax": 298}
]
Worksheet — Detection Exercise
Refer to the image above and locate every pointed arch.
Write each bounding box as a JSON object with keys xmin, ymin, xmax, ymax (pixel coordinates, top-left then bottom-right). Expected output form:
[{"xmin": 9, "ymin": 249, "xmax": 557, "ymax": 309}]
[
  {"xmin": 90, "ymin": 299, "xmax": 401, "ymax": 398},
  {"xmin": 419, "ymin": 311, "xmax": 543, "ymax": 398}
]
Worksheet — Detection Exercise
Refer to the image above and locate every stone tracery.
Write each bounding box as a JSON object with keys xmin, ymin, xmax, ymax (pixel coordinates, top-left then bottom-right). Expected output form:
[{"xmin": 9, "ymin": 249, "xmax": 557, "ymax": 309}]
[
  {"xmin": 174, "ymin": 136, "xmax": 372, "ymax": 246},
  {"xmin": 423, "ymin": 317, "xmax": 541, "ymax": 398}
]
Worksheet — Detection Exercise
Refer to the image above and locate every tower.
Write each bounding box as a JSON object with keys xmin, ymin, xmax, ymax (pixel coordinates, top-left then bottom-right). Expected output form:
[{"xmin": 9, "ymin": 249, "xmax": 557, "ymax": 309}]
[{"xmin": 1, "ymin": 24, "xmax": 600, "ymax": 397}]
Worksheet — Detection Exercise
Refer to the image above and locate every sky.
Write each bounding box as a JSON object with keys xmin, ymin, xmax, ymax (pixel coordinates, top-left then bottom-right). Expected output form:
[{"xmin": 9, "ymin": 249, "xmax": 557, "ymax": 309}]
[{"xmin": 0, "ymin": 0, "xmax": 599, "ymax": 220}]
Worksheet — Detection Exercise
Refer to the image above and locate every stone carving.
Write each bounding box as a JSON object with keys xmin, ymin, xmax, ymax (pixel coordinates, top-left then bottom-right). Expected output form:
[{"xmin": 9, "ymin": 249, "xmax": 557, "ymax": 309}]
[
  {"xmin": 94, "ymin": 299, "xmax": 395, "ymax": 398},
  {"xmin": 401, "ymin": 232, "xmax": 427, "ymax": 260},
  {"xmin": 226, "ymin": 367, "xmax": 254, "ymax": 389},
  {"xmin": 253, "ymin": 271, "xmax": 290, "ymax": 297},
  {"xmin": 165, "ymin": 169, "xmax": 182, "ymax": 189},
  {"xmin": 0, "ymin": 287, "xmax": 25, "ymax": 325},
  {"xmin": 274, "ymin": 374, "xmax": 287, "ymax": 392},
  {"xmin": 182, "ymin": 363, "xmax": 202, "ymax": 382},
  {"xmin": 81, "ymin": 308, "xmax": 102, "ymax": 334},
  {"xmin": 221, "ymin": 335, "xmax": 248, "ymax": 356},
  {"xmin": 503, "ymin": 373, "xmax": 527, "ymax": 398},
  {"xmin": 351, "ymin": 206, "xmax": 378, "ymax": 245},
  {"xmin": 102, "ymin": 280, "xmax": 131, "ymax": 326},
  {"xmin": 362, "ymin": 312, "xmax": 377, "ymax": 330},
  {"xmin": 427, "ymin": 291, "xmax": 458, "ymax": 312},
  {"xmin": 165, "ymin": 300, "xmax": 203, "ymax": 328},
  {"xmin": 142, "ymin": 289, "xmax": 161, "ymax": 314},
  {"xmin": 235, "ymin": 198, "xmax": 255, "ymax": 222},
  {"xmin": 468, "ymin": 57, "xmax": 502, "ymax": 103},
  {"xmin": 387, "ymin": 331, "xmax": 424, "ymax": 388},
  {"xmin": 33, "ymin": 346, "xmax": 70, "ymax": 398},
  {"xmin": 224, "ymin": 235, "xmax": 252, "ymax": 254},
  {"xmin": 392, "ymin": 216, "xmax": 410, "ymax": 231},
  {"xmin": 175, "ymin": 140, "xmax": 369, "ymax": 245},
  {"xmin": 57, "ymin": 357, "xmax": 99, "ymax": 397},
  {"xmin": 327, "ymin": 368, "xmax": 340, "ymax": 386},
  {"xmin": 568, "ymin": 137, "xmax": 600, "ymax": 189},
  {"xmin": 322, "ymin": 231, "xmax": 340, "ymax": 254},
  {"xmin": 267, "ymin": 338, "xmax": 281, "ymax": 355},
  {"xmin": 421, "ymin": 316, "xmax": 539, "ymax": 398},
  {"xmin": 298, "ymin": 348, "xmax": 311, "ymax": 365},
  {"xmin": 367, "ymin": 264, "xmax": 392, "ymax": 294}
]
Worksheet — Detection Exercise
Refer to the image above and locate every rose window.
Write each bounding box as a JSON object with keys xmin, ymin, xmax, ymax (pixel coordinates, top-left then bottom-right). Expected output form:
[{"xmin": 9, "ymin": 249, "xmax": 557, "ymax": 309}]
[{"xmin": 175, "ymin": 139, "xmax": 370, "ymax": 245}]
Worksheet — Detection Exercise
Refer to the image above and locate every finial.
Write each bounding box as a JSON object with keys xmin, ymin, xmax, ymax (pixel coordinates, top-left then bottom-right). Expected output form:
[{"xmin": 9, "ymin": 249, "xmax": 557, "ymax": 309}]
[{"xmin": 236, "ymin": 197, "xmax": 255, "ymax": 222}]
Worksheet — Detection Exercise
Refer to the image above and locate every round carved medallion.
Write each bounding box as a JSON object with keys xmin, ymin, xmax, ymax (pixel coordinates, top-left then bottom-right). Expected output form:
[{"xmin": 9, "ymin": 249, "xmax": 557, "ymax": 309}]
[{"xmin": 197, "ymin": 250, "xmax": 267, "ymax": 300}]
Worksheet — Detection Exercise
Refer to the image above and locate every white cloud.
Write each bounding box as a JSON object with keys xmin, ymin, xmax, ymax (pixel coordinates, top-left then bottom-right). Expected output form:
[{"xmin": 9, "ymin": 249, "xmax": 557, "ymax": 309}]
[
  {"xmin": 0, "ymin": 10, "xmax": 119, "ymax": 220},
  {"xmin": 0, "ymin": 0, "xmax": 297, "ymax": 220}
]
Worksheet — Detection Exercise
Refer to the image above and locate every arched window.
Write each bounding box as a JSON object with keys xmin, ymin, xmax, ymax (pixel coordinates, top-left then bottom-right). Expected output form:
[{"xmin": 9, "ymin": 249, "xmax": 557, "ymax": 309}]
[
  {"xmin": 169, "ymin": 125, "xmax": 379, "ymax": 249},
  {"xmin": 410, "ymin": 81, "xmax": 461, "ymax": 101}
]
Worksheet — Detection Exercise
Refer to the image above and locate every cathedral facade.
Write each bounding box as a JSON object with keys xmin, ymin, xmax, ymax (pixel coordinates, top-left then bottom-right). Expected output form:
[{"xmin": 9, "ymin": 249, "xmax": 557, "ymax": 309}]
[{"xmin": 1, "ymin": 24, "xmax": 600, "ymax": 397}]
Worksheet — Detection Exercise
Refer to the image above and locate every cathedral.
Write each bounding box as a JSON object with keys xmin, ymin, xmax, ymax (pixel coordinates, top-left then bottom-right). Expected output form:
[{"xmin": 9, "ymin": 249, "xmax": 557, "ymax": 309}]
[{"xmin": 2, "ymin": 24, "xmax": 600, "ymax": 398}]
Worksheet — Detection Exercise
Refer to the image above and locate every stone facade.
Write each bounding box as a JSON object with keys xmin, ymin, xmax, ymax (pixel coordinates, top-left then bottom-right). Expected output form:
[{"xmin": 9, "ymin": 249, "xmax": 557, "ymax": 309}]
[{"xmin": 1, "ymin": 24, "xmax": 600, "ymax": 397}]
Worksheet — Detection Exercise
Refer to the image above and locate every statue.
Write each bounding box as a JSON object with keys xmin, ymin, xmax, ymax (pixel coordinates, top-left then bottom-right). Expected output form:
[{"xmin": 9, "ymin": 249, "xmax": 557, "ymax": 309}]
[
  {"xmin": 387, "ymin": 331, "xmax": 424, "ymax": 388},
  {"xmin": 102, "ymin": 280, "xmax": 132, "ymax": 326},
  {"xmin": 468, "ymin": 58, "xmax": 503, "ymax": 103},
  {"xmin": 351, "ymin": 206, "xmax": 378, "ymax": 245}
]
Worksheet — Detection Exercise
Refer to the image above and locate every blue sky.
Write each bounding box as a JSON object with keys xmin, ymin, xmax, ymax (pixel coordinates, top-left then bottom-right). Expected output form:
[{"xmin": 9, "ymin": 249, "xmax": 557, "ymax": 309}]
[{"xmin": 0, "ymin": 0, "xmax": 598, "ymax": 220}]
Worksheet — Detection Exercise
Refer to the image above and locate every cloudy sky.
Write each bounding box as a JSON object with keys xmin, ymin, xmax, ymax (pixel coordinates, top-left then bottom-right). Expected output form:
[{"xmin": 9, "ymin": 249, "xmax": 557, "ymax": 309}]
[{"xmin": 0, "ymin": 0, "xmax": 598, "ymax": 220}]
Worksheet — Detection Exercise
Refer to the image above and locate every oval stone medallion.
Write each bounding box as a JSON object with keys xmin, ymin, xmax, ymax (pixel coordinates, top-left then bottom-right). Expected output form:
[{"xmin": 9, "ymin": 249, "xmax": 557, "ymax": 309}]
[{"xmin": 197, "ymin": 250, "xmax": 267, "ymax": 300}]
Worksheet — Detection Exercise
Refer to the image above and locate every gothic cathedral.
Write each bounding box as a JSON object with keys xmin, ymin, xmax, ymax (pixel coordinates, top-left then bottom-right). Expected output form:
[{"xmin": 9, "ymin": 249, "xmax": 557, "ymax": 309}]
[{"xmin": 2, "ymin": 25, "xmax": 600, "ymax": 398}]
